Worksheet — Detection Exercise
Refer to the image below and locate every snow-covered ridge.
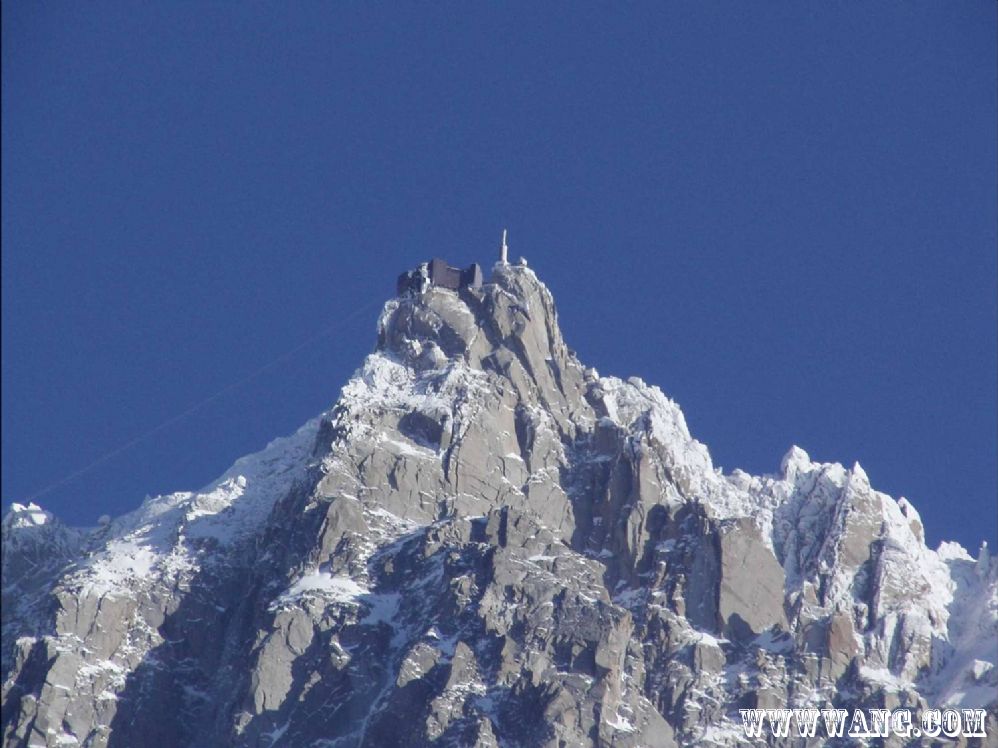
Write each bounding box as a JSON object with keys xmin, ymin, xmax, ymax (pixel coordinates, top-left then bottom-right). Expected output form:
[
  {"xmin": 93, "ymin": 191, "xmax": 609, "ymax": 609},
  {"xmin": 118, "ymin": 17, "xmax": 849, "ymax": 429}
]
[
  {"xmin": 2, "ymin": 345, "xmax": 489, "ymax": 600},
  {"xmin": 335, "ymin": 350, "xmax": 488, "ymax": 434},
  {"xmin": 587, "ymin": 371, "xmax": 996, "ymax": 709},
  {"xmin": 46, "ymin": 416, "xmax": 324, "ymax": 596}
]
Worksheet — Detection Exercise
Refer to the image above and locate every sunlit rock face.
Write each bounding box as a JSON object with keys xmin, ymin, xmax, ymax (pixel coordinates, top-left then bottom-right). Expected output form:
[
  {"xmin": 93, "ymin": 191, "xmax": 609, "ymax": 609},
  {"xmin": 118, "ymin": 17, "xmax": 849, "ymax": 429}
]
[{"xmin": 3, "ymin": 263, "xmax": 995, "ymax": 747}]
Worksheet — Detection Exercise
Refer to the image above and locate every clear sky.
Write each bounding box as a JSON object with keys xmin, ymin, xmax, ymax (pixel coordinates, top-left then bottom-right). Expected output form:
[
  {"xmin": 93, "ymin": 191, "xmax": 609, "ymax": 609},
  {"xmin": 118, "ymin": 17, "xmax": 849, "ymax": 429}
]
[{"xmin": 3, "ymin": 2, "xmax": 995, "ymax": 552}]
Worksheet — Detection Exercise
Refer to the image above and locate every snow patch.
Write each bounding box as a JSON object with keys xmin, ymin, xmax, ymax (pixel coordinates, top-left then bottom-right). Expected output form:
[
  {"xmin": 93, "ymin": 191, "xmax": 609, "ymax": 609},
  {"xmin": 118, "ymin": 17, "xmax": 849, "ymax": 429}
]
[{"xmin": 6, "ymin": 502, "xmax": 51, "ymax": 527}]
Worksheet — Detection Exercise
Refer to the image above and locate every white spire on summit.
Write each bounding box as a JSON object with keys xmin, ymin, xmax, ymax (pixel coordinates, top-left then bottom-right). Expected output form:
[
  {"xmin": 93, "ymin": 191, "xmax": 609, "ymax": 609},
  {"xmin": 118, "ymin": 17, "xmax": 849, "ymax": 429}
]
[{"xmin": 499, "ymin": 229, "xmax": 509, "ymax": 265}]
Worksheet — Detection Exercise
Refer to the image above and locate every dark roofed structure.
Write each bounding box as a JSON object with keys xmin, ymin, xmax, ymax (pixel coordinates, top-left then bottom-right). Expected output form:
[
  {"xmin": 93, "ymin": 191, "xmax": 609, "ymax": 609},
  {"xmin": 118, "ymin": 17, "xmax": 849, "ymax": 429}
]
[{"xmin": 397, "ymin": 258, "xmax": 483, "ymax": 296}]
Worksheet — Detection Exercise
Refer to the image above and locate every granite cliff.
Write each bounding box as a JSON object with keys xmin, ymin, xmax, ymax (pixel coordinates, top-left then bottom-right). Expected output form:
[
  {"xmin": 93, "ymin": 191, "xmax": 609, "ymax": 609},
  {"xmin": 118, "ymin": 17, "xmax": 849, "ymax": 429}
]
[{"xmin": 3, "ymin": 261, "xmax": 996, "ymax": 747}]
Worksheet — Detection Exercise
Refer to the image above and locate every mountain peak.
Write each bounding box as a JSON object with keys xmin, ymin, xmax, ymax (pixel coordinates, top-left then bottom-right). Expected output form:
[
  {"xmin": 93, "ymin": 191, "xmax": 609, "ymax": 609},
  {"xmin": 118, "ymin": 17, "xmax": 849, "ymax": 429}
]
[
  {"xmin": 3, "ymin": 262, "xmax": 996, "ymax": 747},
  {"xmin": 376, "ymin": 260, "xmax": 588, "ymax": 434}
]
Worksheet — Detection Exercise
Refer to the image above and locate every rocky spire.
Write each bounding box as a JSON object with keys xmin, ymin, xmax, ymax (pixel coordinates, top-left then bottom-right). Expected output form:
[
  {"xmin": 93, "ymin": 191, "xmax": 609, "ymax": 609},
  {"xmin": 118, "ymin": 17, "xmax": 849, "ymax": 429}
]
[{"xmin": 3, "ymin": 262, "xmax": 995, "ymax": 747}]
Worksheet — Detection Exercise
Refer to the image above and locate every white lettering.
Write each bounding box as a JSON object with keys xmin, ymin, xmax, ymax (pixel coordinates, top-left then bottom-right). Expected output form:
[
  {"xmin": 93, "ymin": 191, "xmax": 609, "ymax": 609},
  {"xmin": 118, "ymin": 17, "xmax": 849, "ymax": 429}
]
[
  {"xmin": 739, "ymin": 707, "xmax": 988, "ymax": 739},
  {"xmin": 739, "ymin": 709, "xmax": 766, "ymax": 739},
  {"xmin": 770, "ymin": 709, "xmax": 792, "ymax": 738},
  {"xmin": 822, "ymin": 708, "xmax": 849, "ymax": 737},
  {"xmin": 848, "ymin": 709, "xmax": 872, "ymax": 738},
  {"xmin": 792, "ymin": 708, "xmax": 820, "ymax": 738}
]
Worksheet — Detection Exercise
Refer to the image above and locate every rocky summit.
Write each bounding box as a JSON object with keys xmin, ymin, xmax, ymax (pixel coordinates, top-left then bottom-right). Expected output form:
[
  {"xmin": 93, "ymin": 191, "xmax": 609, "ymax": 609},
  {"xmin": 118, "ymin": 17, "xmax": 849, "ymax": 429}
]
[{"xmin": 2, "ymin": 261, "xmax": 996, "ymax": 747}]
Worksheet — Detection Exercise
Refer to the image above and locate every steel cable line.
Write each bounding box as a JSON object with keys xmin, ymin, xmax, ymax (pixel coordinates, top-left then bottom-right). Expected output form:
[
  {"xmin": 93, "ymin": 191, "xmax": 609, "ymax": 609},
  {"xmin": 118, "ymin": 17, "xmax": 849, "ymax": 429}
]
[{"xmin": 19, "ymin": 296, "xmax": 384, "ymax": 503}]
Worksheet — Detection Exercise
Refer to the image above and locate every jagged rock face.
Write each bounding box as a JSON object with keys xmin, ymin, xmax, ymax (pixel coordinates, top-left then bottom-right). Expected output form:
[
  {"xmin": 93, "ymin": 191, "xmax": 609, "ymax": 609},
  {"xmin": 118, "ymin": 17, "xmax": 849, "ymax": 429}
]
[{"xmin": 2, "ymin": 263, "xmax": 996, "ymax": 748}]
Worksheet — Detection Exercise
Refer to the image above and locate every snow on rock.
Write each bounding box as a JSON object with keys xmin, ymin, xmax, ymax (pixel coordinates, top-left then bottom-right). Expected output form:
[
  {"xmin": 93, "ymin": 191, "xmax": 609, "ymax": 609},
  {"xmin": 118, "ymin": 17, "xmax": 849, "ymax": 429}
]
[
  {"xmin": 2, "ymin": 261, "xmax": 994, "ymax": 748},
  {"xmin": 5, "ymin": 502, "xmax": 51, "ymax": 528},
  {"xmin": 273, "ymin": 571, "xmax": 369, "ymax": 608},
  {"xmin": 58, "ymin": 415, "xmax": 322, "ymax": 597}
]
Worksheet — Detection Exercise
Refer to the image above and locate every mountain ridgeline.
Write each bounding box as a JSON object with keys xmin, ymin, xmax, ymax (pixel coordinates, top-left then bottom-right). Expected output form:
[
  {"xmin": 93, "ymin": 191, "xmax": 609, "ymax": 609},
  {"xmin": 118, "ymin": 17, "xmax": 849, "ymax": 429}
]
[{"xmin": 2, "ymin": 261, "xmax": 996, "ymax": 747}]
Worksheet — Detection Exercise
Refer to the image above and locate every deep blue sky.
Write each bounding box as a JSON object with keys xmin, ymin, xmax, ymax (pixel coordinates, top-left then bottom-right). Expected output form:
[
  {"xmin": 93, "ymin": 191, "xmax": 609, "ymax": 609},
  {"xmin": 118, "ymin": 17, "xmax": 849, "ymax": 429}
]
[{"xmin": 3, "ymin": 2, "xmax": 995, "ymax": 552}]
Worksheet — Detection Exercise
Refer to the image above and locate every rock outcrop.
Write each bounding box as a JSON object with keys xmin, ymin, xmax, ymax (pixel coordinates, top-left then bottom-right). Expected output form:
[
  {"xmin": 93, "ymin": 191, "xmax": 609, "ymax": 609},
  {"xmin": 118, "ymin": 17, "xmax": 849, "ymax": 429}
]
[{"xmin": 3, "ymin": 262, "xmax": 996, "ymax": 747}]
